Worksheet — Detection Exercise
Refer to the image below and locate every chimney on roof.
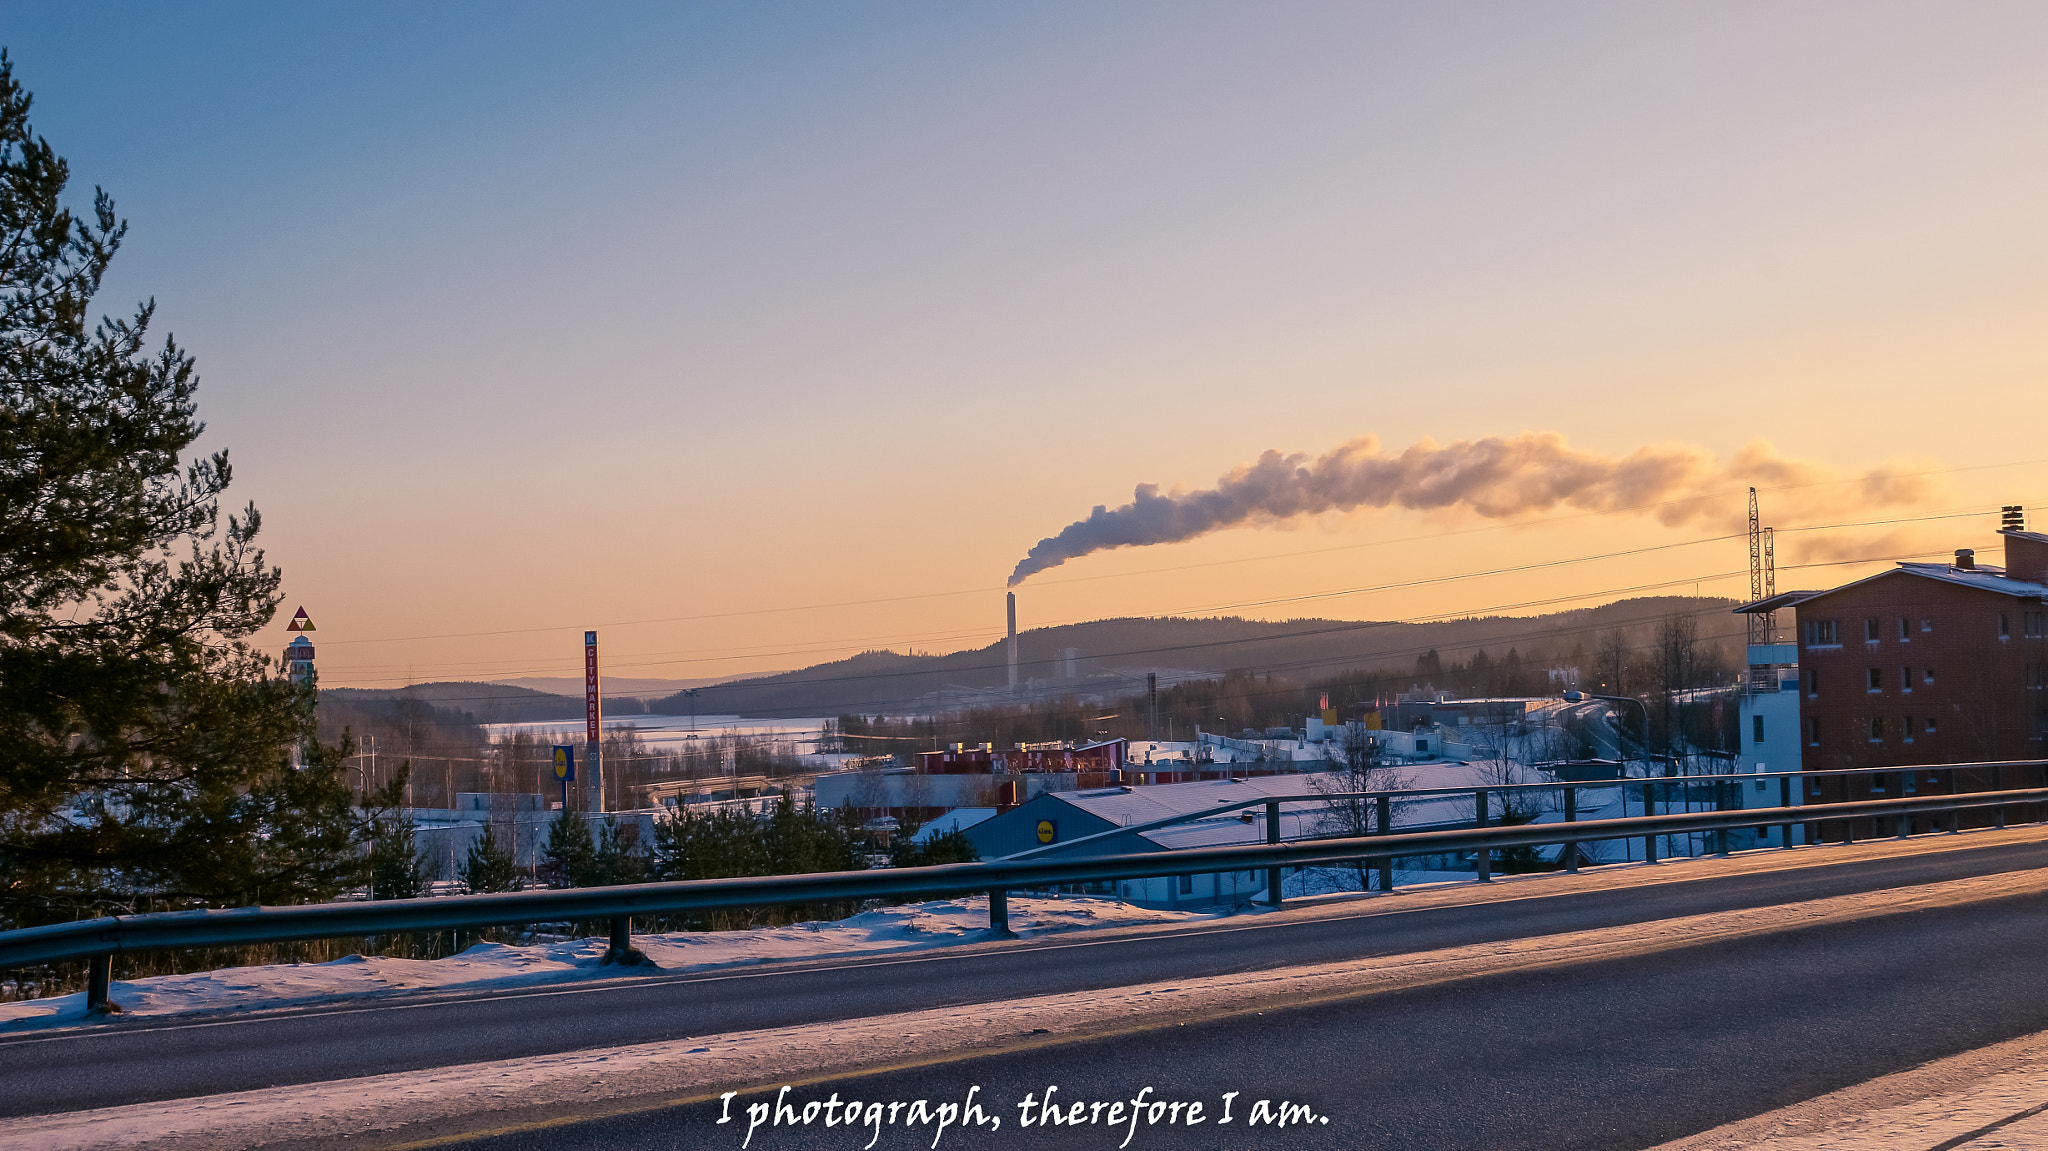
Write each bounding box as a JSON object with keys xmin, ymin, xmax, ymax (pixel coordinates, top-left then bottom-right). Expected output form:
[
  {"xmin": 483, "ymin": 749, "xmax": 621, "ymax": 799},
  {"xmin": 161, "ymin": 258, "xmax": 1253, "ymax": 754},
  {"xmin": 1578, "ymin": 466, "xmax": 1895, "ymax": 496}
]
[
  {"xmin": 1956, "ymin": 549, "xmax": 1976, "ymax": 570},
  {"xmin": 2003, "ymin": 506, "xmax": 2026, "ymax": 532}
]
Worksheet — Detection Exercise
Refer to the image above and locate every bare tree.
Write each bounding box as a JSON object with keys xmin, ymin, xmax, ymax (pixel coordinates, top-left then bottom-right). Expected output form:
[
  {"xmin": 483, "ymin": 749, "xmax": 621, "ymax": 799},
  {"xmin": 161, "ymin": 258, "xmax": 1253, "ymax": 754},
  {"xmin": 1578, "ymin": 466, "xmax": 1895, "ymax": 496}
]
[{"xmin": 1312, "ymin": 722, "xmax": 1410, "ymax": 891}]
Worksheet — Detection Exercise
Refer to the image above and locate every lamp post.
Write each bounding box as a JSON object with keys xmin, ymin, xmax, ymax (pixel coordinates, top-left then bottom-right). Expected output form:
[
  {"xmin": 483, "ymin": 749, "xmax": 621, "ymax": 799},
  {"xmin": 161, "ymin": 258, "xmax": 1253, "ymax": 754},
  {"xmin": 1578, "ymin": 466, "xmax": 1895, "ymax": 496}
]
[{"xmin": 1563, "ymin": 690, "xmax": 1661, "ymax": 861}]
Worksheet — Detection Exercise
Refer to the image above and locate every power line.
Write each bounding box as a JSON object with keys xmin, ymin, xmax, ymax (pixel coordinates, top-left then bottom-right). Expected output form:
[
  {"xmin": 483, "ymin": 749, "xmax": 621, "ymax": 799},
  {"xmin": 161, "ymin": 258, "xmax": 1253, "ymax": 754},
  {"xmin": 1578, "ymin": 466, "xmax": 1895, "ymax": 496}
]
[
  {"xmin": 307, "ymin": 466, "xmax": 2047, "ymax": 648},
  {"xmin": 318, "ymin": 502, "xmax": 2015, "ymax": 685}
]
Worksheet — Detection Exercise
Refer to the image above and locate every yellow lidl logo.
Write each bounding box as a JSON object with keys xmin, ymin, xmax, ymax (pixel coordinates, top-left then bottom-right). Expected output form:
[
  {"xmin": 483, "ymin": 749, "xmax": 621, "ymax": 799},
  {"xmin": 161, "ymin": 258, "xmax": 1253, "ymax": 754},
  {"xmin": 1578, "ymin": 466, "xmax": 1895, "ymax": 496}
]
[{"xmin": 1036, "ymin": 819, "xmax": 1057, "ymax": 844}]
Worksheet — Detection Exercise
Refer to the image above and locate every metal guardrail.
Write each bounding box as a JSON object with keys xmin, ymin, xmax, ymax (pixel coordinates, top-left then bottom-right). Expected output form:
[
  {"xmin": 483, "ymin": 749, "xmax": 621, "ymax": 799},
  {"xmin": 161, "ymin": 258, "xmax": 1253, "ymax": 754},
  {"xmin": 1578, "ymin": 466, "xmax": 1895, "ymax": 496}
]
[
  {"xmin": 6, "ymin": 779, "xmax": 2047, "ymax": 1017},
  {"xmin": 1001, "ymin": 758, "xmax": 2048, "ymax": 902}
]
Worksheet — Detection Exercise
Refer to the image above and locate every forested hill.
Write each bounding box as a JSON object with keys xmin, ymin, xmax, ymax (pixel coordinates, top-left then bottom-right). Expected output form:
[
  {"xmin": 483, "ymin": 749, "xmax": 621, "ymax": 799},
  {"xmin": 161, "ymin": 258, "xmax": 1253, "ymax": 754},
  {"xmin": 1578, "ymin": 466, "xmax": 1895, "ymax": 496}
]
[{"xmin": 636, "ymin": 594, "xmax": 1740, "ymax": 718}]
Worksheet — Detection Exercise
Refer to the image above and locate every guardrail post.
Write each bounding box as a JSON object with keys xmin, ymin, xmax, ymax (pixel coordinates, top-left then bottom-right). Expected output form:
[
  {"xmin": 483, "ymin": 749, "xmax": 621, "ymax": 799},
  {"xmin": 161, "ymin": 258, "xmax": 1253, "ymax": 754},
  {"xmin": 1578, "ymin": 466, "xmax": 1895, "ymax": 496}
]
[
  {"xmin": 1474, "ymin": 789, "xmax": 1491, "ymax": 882},
  {"xmin": 1717, "ymin": 779, "xmax": 1734, "ymax": 855},
  {"xmin": 1376, "ymin": 794, "xmax": 1394, "ymax": 892},
  {"xmin": 85, "ymin": 953, "xmax": 116, "ymax": 1015},
  {"xmin": 1642, "ymin": 780, "xmax": 1659, "ymax": 863},
  {"xmin": 1265, "ymin": 801, "xmax": 1284, "ymax": 908},
  {"xmin": 1780, "ymin": 775, "xmax": 1795, "ymax": 847},
  {"xmin": 988, "ymin": 888, "xmax": 1012, "ymax": 935},
  {"xmin": 1995, "ymin": 764, "xmax": 2006, "ymax": 829},
  {"xmin": 1562, "ymin": 786, "xmax": 1579, "ymax": 872},
  {"xmin": 604, "ymin": 915, "xmax": 642, "ymax": 965},
  {"xmin": 1895, "ymin": 773, "xmax": 1911, "ymax": 837}
]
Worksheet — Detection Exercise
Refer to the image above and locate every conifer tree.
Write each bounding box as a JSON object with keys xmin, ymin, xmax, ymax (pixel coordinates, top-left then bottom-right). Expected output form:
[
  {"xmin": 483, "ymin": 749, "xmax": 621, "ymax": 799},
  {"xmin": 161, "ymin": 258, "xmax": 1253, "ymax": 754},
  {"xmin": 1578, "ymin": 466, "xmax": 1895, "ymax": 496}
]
[
  {"xmin": 0, "ymin": 52, "xmax": 367, "ymax": 928},
  {"xmin": 542, "ymin": 811, "xmax": 597, "ymax": 888},
  {"xmin": 458, "ymin": 823, "xmax": 521, "ymax": 894}
]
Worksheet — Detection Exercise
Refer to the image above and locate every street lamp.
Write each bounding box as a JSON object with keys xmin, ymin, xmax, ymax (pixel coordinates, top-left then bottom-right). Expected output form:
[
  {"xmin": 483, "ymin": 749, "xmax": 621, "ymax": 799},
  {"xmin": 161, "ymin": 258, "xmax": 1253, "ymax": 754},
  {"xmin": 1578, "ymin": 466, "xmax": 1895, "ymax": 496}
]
[
  {"xmin": 1561, "ymin": 690, "xmax": 1652, "ymax": 771},
  {"xmin": 1564, "ymin": 689, "xmax": 1661, "ymax": 862}
]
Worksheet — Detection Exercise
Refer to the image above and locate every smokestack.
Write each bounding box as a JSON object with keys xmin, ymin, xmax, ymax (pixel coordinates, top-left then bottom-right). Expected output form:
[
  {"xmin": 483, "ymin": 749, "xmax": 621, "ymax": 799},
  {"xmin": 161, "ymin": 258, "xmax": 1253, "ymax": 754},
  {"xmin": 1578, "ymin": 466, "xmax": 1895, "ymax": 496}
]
[{"xmin": 1007, "ymin": 592, "xmax": 1018, "ymax": 691}]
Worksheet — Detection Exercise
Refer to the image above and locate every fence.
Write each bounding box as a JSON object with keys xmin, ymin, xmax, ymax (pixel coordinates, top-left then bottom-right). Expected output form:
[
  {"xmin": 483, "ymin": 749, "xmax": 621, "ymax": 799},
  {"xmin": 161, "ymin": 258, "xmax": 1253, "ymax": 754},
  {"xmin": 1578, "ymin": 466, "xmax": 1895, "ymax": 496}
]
[{"xmin": 3, "ymin": 760, "xmax": 2044, "ymax": 1017}]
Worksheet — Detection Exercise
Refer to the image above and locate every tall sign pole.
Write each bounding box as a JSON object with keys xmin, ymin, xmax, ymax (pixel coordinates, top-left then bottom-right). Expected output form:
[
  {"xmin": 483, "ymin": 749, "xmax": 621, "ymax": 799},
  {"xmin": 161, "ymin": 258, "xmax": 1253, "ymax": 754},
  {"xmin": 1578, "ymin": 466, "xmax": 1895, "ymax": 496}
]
[{"xmin": 584, "ymin": 631, "xmax": 604, "ymax": 813}]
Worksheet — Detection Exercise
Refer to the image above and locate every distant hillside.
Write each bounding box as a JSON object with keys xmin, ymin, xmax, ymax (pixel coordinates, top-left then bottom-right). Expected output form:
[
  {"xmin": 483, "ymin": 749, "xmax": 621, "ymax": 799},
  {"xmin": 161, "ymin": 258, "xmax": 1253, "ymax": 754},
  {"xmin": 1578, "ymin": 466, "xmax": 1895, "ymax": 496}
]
[
  {"xmin": 323, "ymin": 682, "xmax": 593, "ymax": 725},
  {"xmin": 643, "ymin": 595, "xmax": 1742, "ymax": 718}
]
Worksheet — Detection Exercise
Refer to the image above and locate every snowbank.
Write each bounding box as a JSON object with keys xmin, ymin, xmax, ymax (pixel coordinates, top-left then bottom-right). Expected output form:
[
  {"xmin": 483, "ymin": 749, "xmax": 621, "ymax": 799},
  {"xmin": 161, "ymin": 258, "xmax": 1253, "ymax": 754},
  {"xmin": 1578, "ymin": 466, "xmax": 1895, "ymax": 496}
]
[{"xmin": 0, "ymin": 896, "xmax": 1206, "ymax": 1032}]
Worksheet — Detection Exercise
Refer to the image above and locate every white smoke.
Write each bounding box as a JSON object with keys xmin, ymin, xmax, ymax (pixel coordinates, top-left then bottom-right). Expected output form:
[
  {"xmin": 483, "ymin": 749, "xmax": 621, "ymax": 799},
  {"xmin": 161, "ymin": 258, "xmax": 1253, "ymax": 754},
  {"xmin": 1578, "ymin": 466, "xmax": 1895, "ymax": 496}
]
[{"xmin": 1007, "ymin": 432, "xmax": 1942, "ymax": 585}]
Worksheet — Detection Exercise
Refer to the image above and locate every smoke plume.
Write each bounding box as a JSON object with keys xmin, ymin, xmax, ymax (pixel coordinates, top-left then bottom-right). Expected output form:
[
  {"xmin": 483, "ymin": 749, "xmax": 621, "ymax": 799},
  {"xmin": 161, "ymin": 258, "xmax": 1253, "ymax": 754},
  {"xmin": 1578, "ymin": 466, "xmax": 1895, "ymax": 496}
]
[{"xmin": 1007, "ymin": 432, "xmax": 1941, "ymax": 585}]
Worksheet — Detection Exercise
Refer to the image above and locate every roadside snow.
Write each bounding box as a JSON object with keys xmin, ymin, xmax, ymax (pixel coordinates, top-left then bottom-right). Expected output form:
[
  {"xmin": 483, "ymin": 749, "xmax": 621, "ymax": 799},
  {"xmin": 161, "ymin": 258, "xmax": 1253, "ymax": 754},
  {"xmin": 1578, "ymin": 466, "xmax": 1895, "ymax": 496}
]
[
  {"xmin": 1651, "ymin": 1027, "xmax": 2048, "ymax": 1150},
  {"xmin": 8, "ymin": 866, "xmax": 2045, "ymax": 1151},
  {"xmin": 0, "ymin": 896, "xmax": 1206, "ymax": 1032}
]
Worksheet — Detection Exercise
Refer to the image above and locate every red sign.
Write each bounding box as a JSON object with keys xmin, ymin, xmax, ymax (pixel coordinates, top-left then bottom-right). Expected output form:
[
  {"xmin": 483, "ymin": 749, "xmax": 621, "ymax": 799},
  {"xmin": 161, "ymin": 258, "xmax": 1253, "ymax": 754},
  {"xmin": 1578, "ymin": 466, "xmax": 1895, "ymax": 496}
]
[{"xmin": 584, "ymin": 630, "xmax": 601, "ymax": 743}]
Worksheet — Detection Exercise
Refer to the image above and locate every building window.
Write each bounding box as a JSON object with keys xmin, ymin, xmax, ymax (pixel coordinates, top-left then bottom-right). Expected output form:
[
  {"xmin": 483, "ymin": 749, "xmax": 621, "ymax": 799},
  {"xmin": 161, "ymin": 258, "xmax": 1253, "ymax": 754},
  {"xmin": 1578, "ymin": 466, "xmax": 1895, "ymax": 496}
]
[
  {"xmin": 1753, "ymin": 715, "xmax": 1765, "ymax": 744},
  {"xmin": 1903, "ymin": 715, "xmax": 1915, "ymax": 742},
  {"xmin": 1807, "ymin": 620, "xmax": 1839, "ymax": 647},
  {"xmin": 1754, "ymin": 779, "xmax": 1767, "ymax": 793},
  {"xmin": 1871, "ymin": 771, "xmax": 1886, "ymax": 790},
  {"xmin": 1900, "ymin": 617, "xmax": 1912, "ymax": 641},
  {"xmin": 2000, "ymin": 613, "xmax": 2011, "ymax": 638},
  {"xmin": 1922, "ymin": 619, "xmax": 1933, "ymax": 633},
  {"xmin": 1901, "ymin": 667, "xmax": 1912, "ymax": 692},
  {"xmin": 1925, "ymin": 715, "xmax": 1938, "ymax": 734},
  {"xmin": 1865, "ymin": 618, "xmax": 1881, "ymax": 642},
  {"xmin": 1924, "ymin": 667, "xmax": 1935, "ymax": 686},
  {"xmin": 1808, "ymin": 717, "xmax": 1821, "ymax": 746},
  {"xmin": 1868, "ymin": 668, "xmax": 1883, "ymax": 692},
  {"xmin": 2030, "ymin": 663, "xmax": 2045, "ymax": 690},
  {"xmin": 1177, "ymin": 873, "xmax": 1194, "ymax": 895},
  {"xmin": 2028, "ymin": 611, "xmax": 2048, "ymax": 637},
  {"xmin": 1870, "ymin": 716, "xmax": 1885, "ymax": 741}
]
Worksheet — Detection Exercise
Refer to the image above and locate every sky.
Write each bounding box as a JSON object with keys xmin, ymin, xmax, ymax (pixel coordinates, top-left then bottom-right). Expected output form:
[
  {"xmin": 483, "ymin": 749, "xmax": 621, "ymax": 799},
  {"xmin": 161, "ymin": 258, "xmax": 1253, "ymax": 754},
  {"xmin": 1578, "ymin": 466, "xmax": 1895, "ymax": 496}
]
[{"xmin": 7, "ymin": 3, "xmax": 2048, "ymax": 691}]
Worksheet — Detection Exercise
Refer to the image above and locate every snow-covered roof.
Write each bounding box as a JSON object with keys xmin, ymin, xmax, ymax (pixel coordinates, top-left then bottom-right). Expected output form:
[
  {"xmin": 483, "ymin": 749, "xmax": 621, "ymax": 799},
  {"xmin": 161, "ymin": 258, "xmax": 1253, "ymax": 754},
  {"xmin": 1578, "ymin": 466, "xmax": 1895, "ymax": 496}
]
[
  {"xmin": 912, "ymin": 808, "xmax": 996, "ymax": 842},
  {"xmin": 1790, "ymin": 561, "xmax": 2048, "ymax": 606}
]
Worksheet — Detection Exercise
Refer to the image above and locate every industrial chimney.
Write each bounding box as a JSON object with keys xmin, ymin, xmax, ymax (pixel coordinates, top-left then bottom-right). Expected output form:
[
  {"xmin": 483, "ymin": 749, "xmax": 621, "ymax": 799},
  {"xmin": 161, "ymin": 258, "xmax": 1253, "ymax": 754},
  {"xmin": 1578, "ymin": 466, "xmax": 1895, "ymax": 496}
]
[{"xmin": 1007, "ymin": 592, "xmax": 1019, "ymax": 691}]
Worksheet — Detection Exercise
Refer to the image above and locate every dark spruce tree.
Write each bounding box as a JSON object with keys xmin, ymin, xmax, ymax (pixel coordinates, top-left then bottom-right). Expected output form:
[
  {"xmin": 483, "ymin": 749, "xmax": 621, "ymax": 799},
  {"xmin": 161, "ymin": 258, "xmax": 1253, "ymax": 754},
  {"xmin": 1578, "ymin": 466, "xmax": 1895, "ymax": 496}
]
[{"xmin": 0, "ymin": 53, "xmax": 369, "ymax": 929}]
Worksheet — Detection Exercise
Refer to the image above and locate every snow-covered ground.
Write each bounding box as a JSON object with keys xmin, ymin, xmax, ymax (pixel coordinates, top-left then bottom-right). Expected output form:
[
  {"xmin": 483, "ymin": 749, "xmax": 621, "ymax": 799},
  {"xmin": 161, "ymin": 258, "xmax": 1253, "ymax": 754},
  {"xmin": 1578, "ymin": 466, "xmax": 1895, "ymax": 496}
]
[
  {"xmin": 1653, "ymin": 1026, "xmax": 2048, "ymax": 1150},
  {"xmin": 9, "ymin": 862, "xmax": 2044, "ymax": 1151},
  {"xmin": 0, "ymin": 896, "xmax": 1208, "ymax": 1032}
]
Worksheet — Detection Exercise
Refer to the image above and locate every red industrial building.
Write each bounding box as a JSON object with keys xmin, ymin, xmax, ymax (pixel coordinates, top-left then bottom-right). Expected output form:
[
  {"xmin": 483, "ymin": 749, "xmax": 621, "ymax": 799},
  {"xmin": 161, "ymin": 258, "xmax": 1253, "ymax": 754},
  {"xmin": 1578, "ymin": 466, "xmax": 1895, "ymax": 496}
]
[
  {"xmin": 1769, "ymin": 528, "xmax": 2048, "ymax": 838},
  {"xmin": 919, "ymin": 739, "xmax": 1126, "ymax": 781}
]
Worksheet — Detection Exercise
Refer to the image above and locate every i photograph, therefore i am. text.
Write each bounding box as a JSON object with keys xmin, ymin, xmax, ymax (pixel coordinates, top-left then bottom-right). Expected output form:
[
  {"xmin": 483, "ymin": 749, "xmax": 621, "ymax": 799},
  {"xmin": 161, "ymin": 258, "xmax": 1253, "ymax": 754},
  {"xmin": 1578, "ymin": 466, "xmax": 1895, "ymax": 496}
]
[{"xmin": 719, "ymin": 1083, "xmax": 1332, "ymax": 1148}]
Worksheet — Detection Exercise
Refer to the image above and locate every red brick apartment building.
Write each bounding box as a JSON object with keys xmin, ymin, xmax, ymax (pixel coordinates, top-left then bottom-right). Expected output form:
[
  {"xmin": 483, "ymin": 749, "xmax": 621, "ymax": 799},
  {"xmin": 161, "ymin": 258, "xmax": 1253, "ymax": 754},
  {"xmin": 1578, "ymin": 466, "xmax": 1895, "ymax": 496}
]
[{"xmin": 1779, "ymin": 529, "xmax": 2048, "ymax": 838}]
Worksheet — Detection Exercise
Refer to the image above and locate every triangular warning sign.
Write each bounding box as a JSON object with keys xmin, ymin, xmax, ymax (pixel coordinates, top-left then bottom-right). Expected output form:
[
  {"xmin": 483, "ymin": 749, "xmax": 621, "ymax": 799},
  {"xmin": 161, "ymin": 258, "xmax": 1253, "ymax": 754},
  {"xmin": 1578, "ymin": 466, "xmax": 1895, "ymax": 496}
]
[{"xmin": 286, "ymin": 607, "xmax": 315, "ymax": 632}]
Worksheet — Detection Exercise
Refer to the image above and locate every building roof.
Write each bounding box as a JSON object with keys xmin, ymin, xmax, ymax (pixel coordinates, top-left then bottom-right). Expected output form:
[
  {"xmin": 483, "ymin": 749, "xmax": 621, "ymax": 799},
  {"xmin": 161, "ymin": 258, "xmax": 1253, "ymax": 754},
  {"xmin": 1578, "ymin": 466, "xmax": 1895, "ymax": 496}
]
[
  {"xmin": 911, "ymin": 808, "xmax": 996, "ymax": 842},
  {"xmin": 1732, "ymin": 591, "xmax": 1826, "ymax": 614},
  {"xmin": 1786, "ymin": 560, "xmax": 2048, "ymax": 605}
]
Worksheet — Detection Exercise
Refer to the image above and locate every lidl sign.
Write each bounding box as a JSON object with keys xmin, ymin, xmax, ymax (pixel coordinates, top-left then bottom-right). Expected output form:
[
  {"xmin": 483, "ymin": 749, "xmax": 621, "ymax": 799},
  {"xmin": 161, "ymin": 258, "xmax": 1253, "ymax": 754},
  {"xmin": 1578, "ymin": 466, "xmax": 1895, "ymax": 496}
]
[
  {"xmin": 1035, "ymin": 819, "xmax": 1057, "ymax": 845},
  {"xmin": 552, "ymin": 745, "xmax": 575, "ymax": 782}
]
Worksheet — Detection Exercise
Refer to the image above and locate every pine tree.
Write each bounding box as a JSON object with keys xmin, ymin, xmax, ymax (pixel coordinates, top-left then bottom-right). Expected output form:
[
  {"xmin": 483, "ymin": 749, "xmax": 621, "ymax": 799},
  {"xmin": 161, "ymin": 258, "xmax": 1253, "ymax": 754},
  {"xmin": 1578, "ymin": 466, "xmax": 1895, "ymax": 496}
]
[
  {"xmin": 591, "ymin": 816, "xmax": 645, "ymax": 887},
  {"xmin": 458, "ymin": 823, "xmax": 521, "ymax": 894},
  {"xmin": 542, "ymin": 811, "xmax": 597, "ymax": 888},
  {"xmin": 0, "ymin": 53, "xmax": 369, "ymax": 929},
  {"xmin": 366, "ymin": 771, "xmax": 429, "ymax": 901}
]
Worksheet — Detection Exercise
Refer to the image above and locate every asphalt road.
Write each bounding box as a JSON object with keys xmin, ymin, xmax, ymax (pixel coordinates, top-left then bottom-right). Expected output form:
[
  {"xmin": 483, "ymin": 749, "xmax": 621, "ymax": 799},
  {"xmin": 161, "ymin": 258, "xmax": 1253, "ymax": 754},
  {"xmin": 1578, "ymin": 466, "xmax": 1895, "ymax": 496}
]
[
  {"xmin": 444, "ymin": 887, "xmax": 2048, "ymax": 1151},
  {"xmin": 7, "ymin": 835, "xmax": 2046, "ymax": 1126}
]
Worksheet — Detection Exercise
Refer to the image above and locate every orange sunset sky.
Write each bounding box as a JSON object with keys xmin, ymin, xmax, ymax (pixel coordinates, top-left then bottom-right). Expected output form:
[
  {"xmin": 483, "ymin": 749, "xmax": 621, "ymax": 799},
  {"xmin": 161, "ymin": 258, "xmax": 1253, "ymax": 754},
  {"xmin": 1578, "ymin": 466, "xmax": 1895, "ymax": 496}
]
[{"xmin": 9, "ymin": 4, "xmax": 2047, "ymax": 692}]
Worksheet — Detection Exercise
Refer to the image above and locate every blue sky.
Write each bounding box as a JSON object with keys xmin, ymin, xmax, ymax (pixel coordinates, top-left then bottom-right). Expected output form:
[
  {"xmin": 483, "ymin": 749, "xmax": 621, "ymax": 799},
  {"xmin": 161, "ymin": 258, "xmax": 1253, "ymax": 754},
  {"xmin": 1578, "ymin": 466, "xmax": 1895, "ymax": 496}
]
[{"xmin": 8, "ymin": 4, "xmax": 2047, "ymax": 686}]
